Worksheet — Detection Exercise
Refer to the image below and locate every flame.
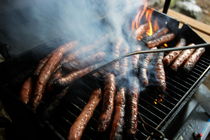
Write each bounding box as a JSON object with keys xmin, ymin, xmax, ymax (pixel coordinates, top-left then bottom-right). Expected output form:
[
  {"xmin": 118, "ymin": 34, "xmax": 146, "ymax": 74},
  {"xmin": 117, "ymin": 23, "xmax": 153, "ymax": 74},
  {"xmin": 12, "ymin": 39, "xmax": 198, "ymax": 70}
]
[
  {"xmin": 145, "ymin": 9, "xmax": 154, "ymax": 36},
  {"xmin": 153, "ymin": 18, "xmax": 159, "ymax": 32},
  {"xmin": 132, "ymin": 0, "xmax": 148, "ymax": 30}
]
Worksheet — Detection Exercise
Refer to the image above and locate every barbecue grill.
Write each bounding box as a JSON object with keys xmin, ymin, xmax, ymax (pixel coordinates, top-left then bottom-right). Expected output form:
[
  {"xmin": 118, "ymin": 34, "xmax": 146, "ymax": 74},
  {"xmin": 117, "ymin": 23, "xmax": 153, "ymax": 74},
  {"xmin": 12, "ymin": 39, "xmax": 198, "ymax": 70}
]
[{"xmin": 0, "ymin": 1, "xmax": 210, "ymax": 140}]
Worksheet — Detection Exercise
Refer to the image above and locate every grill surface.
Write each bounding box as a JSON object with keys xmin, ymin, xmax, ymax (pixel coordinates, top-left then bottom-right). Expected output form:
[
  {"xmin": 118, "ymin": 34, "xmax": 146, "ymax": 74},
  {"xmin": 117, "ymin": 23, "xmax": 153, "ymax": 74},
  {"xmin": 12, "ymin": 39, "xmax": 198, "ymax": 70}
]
[{"xmin": 0, "ymin": 9, "xmax": 210, "ymax": 140}]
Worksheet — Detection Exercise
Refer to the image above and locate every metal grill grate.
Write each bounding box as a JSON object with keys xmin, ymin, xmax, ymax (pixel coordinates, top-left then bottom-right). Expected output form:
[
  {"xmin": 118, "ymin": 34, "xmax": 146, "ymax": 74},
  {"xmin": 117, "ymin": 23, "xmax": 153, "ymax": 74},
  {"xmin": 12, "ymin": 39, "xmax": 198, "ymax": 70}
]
[{"xmin": 45, "ymin": 53, "xmax": 209, "ymax": 140}]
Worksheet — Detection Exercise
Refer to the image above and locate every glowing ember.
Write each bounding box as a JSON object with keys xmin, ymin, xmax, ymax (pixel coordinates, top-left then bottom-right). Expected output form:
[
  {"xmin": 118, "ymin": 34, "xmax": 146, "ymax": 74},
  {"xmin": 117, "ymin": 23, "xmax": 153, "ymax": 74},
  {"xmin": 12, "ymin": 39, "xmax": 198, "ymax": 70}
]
[{"xmin": 163, "ymin": 43, "xmax": 168, "ymax": 48}]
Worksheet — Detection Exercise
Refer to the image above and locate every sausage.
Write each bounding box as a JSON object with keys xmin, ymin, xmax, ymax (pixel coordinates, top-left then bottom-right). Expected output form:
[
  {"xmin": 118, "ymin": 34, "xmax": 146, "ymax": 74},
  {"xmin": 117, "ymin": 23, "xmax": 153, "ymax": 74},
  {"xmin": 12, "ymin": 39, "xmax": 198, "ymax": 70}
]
[
  {"xmin": 144, "ymin": 27, "xmax": 169, "ymax": 42},
  {"xmin": 110, "ymin": 87, "xmax": 126, "ymax": 140},
  {"xmin": 34, "ymin": 55, "xmax": 51, "ymax": 77},
  {"xmin": 20, "ymin": 77, "xmax": 33, "ymax": 104},
  {"xmin": 56, "ymin": 65, "xmax": 96, "ymax": 86},
  {"xmin": 135, "ymin": 23, "xmax": 149, "ymax": 40},
  {"xmin": 112, "ymin": 39, "xmax": 123, "ymax": 75},
  {"xmin": 31, "ymin": 41, "xmax": 78, "ymax": 109},
  {"xmin": 98, "ymin": 73, "xmax": 116, "ymax": 132},
  {"xmin": 171, "ymin": 43, "xmax": 195, "ymax": 71},
  {"xmin": 183, "ymin": 47, "xmax": 205, "ymax": 71},
  {"xmin": 62, "ymin": 52, "xmax": 106, "ymax": 72},
  {"xmin": 120, "ymin": 43, "xmax": 129, "ymax": 79},
  {"xmin": 138, "ymin": 48, "xmax": 155, "ymax": 86},
  {"xmin": 127, "ymin": 77, "xmax": 139, "ymax": 135},
  {"xmin": 155, "ymin": 53, "xmax": 166, "ymax": 91},
  {"xmin": 131, "ymin": 45, "xmax": 141, "ymax": 73},
  {"xmin": 68, "ymin": 89, "xmax": 102, "ymax": 140},
  {"xmin": 146, "ymin": 33, "xmax": 175, "ymax": 48},
  {"xmin": 62, "ymin": 34, "xmax": 109, "ymax": 64},
  {"xmin": 163, "ymin": 38, "xmax": 186, "ymax": 65}
]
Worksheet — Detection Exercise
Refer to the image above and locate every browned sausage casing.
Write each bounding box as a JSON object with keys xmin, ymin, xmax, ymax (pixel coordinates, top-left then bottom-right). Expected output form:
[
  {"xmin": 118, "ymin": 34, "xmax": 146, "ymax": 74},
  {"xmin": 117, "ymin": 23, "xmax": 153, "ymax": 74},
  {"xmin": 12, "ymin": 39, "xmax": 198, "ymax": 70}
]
[
  {"xmin": 63, "ymin": 52, "xmax": 105, "ymax": 72},
  {"xmin": 183, "ymin": 48, "xmax": 205, "ymax": 71},
  {"xmin": 147, "ymin": 33, "xmax": 175, "ymax": 48},
  {"xmin": 20, "ymin": 77, "xmax": 33, "ymax": 104},
  {"xmin": 32, "ymin": 41, "xmax": 77, "ymax": 109},
  {"xmin": 171, "ymin": 43, "xmax": 195, "ymax": 71},
  {"xmin": 68, "ymin": 89, "xmax": 102, "ymax": 140},
  {"xmin": 57, "ymin": 65, "xmax": 96, "ymax": 86},
  {"xmin": 110, "ymin": 87, "xmax": 126, "ymax": 140},
  {"xmin": 98, "ymin": 73, "xmax": 116, "ymax": 132},
  {"xmin": 155, "ymin": 53, "xmax": 166, "ymax": 91},
  {"xmin": 127, "ymin": 77, "xmax": 139, "ymax": 135},
  {"xmin": 163, "ymin": 38, "xmax": 186, "ymax": 65},
  {"xmin": 138, "ymin": 48, "xmax": 155, "ymax": 86},
  {"xmin": 135, "ymin": 23, "xmax": 149, "ymax": 40},
  {"xmin": 144, "ymin": 27, "xmax": 169, "ymax": 42}
]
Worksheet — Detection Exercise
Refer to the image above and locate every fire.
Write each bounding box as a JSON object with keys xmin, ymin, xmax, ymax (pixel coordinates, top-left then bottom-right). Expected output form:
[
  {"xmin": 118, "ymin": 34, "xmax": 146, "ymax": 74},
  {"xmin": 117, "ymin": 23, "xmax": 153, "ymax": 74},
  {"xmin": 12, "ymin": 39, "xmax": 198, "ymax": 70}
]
[
  {"xmin": 145, "ymin": 9, "xmax": 154, "ymax": 36},
  {"xmin": 132, "ymin": 0, "xmax": 148, "ymax": 31}
]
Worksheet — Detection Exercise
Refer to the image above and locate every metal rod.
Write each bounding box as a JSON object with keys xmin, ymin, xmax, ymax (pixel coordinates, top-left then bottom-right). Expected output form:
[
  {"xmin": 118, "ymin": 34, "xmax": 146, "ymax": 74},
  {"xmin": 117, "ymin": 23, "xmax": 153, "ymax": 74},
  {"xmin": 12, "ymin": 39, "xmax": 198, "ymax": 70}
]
[
  {"xmin": 124, "ymin": 43, "xmax": 210, "ymax": 57},
  {"xmin": 90, "ymin": 43, "xmax": 210, "ymax": 74},
  {"xmin": 163, "ymin": 0, "xmax": 171, "ymax": 14}
]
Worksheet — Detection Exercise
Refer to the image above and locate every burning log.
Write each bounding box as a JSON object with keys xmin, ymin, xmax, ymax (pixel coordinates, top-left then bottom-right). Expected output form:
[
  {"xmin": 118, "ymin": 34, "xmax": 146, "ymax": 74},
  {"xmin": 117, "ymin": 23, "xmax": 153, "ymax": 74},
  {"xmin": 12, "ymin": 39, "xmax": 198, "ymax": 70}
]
[
  {"xmin": 56, "ymin": 65, "xmax": 96, "ymax": 86},
  {"xmin": 127, "ymin": 76, "xmax": 139, "ymax": 135},
  {"xmin": 143, "ymin": 27, "xmax": 169, "ymax": 42},
  {"xmin": 30, "ymin": 41, "xmax": 78, "ymax": 109},
  {"xmin": 68, "ymin": 88, "xmax": 102, "ymax": 140},
  {"xmin": 110, "ymin": 87, "xmax": 126, "ymax": 140},
  {"xmin": 98, "ymin": 73, "xmax": 116, "ymax": 132},
  {"xmin": 146, "ymin": 33, "xmax": 175, "ymax": 48},
  {"xmin": 135, "ymin": 23, "xmax": 149, "ymax": 40},
  {"xmin": 20, "ymin": 77, "xmax": 33, "ymax": 104},
  {"xmin": 183, "ymin": 47, "xmax": 205, "ymax": 71},
  {"xmin": 171, "ymin": 44, "xmax": 195, "ymax": 71},
  {"xmin": 163, "ymin": 38, "xmax": 186, "ymax": 65},
  {"xmin": 62, "ymin": 52, "xmax": 106, "ymax": 72}
]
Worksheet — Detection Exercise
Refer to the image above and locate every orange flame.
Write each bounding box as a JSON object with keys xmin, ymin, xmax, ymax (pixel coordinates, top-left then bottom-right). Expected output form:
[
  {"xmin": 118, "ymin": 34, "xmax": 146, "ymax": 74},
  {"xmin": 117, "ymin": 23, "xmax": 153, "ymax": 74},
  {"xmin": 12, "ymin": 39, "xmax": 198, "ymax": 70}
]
[
  {"xmin": 153, "ymin": 18, "xmax": 159, "ymax": 32},
  {"xmin": 145, "ymin": 9, "xmax": 154, "ymax": 36},
  {"xmin": 132, "ymin": 0, "xmax": 148, "ymax": 31}
]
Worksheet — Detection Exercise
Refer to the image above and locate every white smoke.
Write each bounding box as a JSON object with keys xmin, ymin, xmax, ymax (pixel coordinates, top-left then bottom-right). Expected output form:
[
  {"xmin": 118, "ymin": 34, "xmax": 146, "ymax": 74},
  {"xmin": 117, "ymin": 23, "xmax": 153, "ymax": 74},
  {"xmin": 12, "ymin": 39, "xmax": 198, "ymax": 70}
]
[{"xmin": 0, "ymin": 0, "xmax": 143, "ymax": 56}]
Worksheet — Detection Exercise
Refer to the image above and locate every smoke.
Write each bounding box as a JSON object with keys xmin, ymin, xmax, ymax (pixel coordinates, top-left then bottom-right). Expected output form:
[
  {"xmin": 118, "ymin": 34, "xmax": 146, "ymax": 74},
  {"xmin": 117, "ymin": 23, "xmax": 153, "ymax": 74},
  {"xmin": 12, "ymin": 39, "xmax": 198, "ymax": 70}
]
[{"xmin": 0, "ymin": 0, "xmax": 143, "ymax": 56}]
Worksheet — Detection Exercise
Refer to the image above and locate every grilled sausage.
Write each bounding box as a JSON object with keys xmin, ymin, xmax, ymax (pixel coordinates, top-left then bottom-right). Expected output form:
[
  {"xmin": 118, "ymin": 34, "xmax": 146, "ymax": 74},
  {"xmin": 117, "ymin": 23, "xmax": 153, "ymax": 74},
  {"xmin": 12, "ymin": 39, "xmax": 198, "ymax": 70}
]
[
  {"xmin": 138, "ymin": 48, "xmax": 155, "ymax": 86},
  {"xmin": 34, "ymin": 55, "xmax": 51, "ymax": 77},
  {"xmin": 110, "ymin": 87, "xmax": 126, "ymax": 140},
  {"xmin": 62, "ymin": 52, "xmax": 106, "ymax": 72},
  {"xmin": 31, "ymin": 41, "xmax": 78, "ymax": 109},
  {"xmin": 112, "ymin": 39, "xmax": 123, "ymax": 75},
  {"xmin": 20, "ymin": 77, "xmax": 33, "ymax": 104},
  {"xmin": 183, "ymin": 47, "xmax": 205, "ymax": 71},
  {"xmin": 144, "ymin": 27, "xmax": 169, "ymax": 42},
  {"xmin": 127, "ymin": 77, "xmax": 139, "ymax": 135},
  {"xmin": 56, "ymin": 65, "xmax": 96, "ymax": 86},
  {"xmin": 131, "ymin": 45, "xmax": 141, "ymax": 73},
  {"xmin": 135, "ymin": 23, "xmax": 149, "ymax": 40},
  {"xmin": 68, "ymin": 89, "xmax": 102, "ymax": 140},
  {"xmin": 62, "ymin": 34, "xmax": 109, "ymax": 64},
  {"xmin": 146, "ymin": 33, "xmax": 175, "ymax": 48},
  {"xmin": 163, "ymin": 38, "xmax": 186, "ymax": 65},
  {"xmin": 98, "ymin": 73, "xmax": 116, "ymax": 132},
  {"xmin": 155, "ymin": 53, "xmax": 166, "ymax": 91},
  {"xmin": 120, "ymin": 43, "xmax": 129, "ymax": 79},
  {"xmin": 171, "ymin": 43, "xmax": 195, "ymax": 71}
]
